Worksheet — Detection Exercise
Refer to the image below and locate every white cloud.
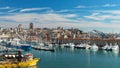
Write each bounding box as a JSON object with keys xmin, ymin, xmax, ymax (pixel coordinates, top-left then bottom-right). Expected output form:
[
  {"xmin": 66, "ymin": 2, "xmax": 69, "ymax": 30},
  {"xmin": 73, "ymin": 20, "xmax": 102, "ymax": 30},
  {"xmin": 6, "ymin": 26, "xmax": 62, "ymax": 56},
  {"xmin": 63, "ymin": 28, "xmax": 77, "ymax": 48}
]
[
  {"xmin": 64, "ymin": 14, "xmax": 77, "ymax": 18},
  {"xmin": 75, "ymin": 6, "xmax": 86, "ymax": 8},
  {"xmin": 0, "ymin": 13, "xmax": 115, "ymax": 27},
  {"xmin": 103, "ymin": 4, "xmax": 117, "ymax": 7},
  {"xmin": 84, "ymin": 13, "xmax": 111, "ymax": 20},
  {"xmin": 75, "ymin": 5, "xmax": 98, "ymax": 9},
  {"xmin": 0, "ymin": 6, "xmax": 10, "ymax": 9},
  {"xmin": 8, "ymin": 8, "xmax": 20, "ymax": 12},
  {"xmin": 97, "ymin": 10, "xmax": 120, "ymax": 15},
  {"xmin": 0, "ymin": 12, "xmax": 120, "ymax": 33},
  {"xmin": 0, "ymin": 13, "xmax": 78, "ymax": 23},
  {"xmin": 44, "ymin": 9, "xmax": 55, "ymax": 13},
  {"xmin": 57, "ymin": 9, "xmax": 70, "ymax": 12},
  {"xmin": 84, "ymin": 10, "xmax": 120, "ymax": 21},
  {"xmin": 20, "ymin": 7, "xmax": 51, "ymax": 12},
  {"xmin": 75, "ymin": 4, "xmax": 118, "ymax": 9},
  {"xmin": 0, "ymin": 13, "xmax": 79, "ymax": 29}
]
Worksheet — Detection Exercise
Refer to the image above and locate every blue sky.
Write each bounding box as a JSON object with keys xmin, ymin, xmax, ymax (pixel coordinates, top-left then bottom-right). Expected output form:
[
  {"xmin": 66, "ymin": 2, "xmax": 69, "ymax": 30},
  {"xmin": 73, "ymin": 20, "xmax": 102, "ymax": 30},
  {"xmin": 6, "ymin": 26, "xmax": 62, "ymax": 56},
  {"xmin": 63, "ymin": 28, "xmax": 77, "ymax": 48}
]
[{"xmin": 0, "ymin": 0, "xmax": 120, "ymax": 33}]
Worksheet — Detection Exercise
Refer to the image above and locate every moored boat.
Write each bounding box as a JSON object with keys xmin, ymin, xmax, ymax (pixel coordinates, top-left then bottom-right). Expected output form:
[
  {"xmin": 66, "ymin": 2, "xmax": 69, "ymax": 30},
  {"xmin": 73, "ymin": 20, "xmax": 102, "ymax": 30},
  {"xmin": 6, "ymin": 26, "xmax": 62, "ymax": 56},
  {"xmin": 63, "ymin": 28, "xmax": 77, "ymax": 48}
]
[
  {"xmin": 7, "ymin": 38, "xmax": 31, "ymax": 50},
  {"xmin": 74, "ymin": 43, "xmax": 85, "ymax": 49},
  {"xmin": 90, "ymin": 43, "xmax": 98, "ymax": 51},
  {"xmin": 85, "ymin": 43, "xmax": 91, "ymax": 49},
  {"xmin": 20, "ymin": 44, "xmax": 31, "ymax": 50},
  {"xmin": 69, "ymin": 43, "xmax": 75, "ymax": 48},
  {"xmin": 102, "ymin": 43, "xmax": 109, "ymax": 50},
  {"xmin": 32, "ymin": 46, "xmax": 55, "ymax": 52},
  {"xmin": 0, "ymin": 51, "xmax": 40, "ymax": 68},
  {"xmin": 106, "ymin": 43, "xmax": 112, "ymax": 51},
  {"xmin": 112, "ymin": 43, "xmax": 119, "ymax": 51},
  {"xmin": 74, "ymin": 43, "xmax": 89, "ymax": 49},
  {"xmin": 64, "ymin": 43, "xmax": 70, "ymax": 48}
]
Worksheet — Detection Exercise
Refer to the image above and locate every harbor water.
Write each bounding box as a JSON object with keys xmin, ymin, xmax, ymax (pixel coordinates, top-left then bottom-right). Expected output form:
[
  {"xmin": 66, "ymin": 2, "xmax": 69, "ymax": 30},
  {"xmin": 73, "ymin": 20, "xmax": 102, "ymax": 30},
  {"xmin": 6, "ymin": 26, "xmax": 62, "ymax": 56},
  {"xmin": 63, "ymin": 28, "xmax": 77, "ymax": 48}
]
[{"xmin": 28, "ymin": 47, "xmax": 120, "ymax": 68}]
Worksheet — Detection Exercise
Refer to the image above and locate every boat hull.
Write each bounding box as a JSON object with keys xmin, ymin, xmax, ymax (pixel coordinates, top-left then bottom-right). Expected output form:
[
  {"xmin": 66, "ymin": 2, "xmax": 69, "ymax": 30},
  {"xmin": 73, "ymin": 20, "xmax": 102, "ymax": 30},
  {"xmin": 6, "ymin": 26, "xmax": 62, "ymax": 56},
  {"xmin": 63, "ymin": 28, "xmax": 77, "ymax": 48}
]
[
  {"xmin": 21, "ymin": 45, "xmax": 31, "ymax": 50},
  {"xmin": 7, "ymin": 43, "xmax": 31, "ymax": 51},
  {"xmin": 0, "ymin": 58, "xmax": 40, "ymax": 68}
]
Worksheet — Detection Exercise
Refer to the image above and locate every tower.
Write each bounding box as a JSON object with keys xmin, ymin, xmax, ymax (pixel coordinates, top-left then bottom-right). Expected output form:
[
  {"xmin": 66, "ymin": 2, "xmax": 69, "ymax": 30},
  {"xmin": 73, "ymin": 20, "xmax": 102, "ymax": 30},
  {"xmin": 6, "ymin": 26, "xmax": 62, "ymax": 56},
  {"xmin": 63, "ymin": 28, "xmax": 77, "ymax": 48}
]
[
  {"xmin": 18, "ymin": 24, "xmax": 22, "ymax": 32},
  {"xmin": 29, "ymin": 23, "xmax": 33, "ymax": 29}
]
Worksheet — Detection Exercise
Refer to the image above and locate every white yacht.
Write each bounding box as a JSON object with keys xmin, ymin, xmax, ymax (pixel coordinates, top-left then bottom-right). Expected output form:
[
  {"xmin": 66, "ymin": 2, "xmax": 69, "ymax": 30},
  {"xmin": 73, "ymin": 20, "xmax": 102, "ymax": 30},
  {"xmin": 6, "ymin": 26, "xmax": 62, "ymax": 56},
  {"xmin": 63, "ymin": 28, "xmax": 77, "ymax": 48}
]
[
  {"xmin": 74, "ymin": 43, "xmax": 90, "ymax": 49},
  {"xmin": 69, "ymin": 43, "xmax": 75, "ymax": 48},
  {"xmin": 85, "ymin": 43, "xmax": 91, "ymax": 49},
  {"xmin": 112, "ymin": 43, "xmax": 119, "ymax": 51},
  {"xmin": 78, "ymin": 43, "xmax": 86, "ymax": 49},
  {"xmin": 90, "ymin": 43, "xmax": 98, "ymax": 51},
  {"xmin": 74, "ymin": 43, "xmax": 84, "ymax": 49},
  {"xmin": 102, "ymin": 43, "xmax": 109, "ymax": 50},
  {"xmin": 106, "ymin": 43, "xmax": 112, "ymax": 51},
  {"xmin": 64, "ymin": 43, "xmax": 70, "ymax": 47},
  {"xmin": 38, "ymin": 42, "xmax": 45, "ymax": 46}
]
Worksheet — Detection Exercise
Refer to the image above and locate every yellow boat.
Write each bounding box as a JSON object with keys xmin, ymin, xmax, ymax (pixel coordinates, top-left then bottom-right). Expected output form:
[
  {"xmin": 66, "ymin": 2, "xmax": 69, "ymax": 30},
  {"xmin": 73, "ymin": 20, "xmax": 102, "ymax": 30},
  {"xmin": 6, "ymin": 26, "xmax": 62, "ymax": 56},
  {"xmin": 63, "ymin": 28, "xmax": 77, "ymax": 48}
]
[
  {"xmin": 0, "ymin": 52, "xmax": 40, "ymax": 68},
  {"xmin": 0, "ymin": 58, "xmax": 40, "ymax": 68}
]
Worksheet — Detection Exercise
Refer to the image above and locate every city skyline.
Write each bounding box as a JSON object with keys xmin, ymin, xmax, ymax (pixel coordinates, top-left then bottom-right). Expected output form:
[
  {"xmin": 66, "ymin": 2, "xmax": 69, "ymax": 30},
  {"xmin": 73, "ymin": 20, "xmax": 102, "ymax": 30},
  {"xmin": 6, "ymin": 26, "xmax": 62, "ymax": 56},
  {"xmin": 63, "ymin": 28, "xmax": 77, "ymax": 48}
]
[{"xmin": 0, "ymin": 0, "xmax": 120, "ymax": 33}]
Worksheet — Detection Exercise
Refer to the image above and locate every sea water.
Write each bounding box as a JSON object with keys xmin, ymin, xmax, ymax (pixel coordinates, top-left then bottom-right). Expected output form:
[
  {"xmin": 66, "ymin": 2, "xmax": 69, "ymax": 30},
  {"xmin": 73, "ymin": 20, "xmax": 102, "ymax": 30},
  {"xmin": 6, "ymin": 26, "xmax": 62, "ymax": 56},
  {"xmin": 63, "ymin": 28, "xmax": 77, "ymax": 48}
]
[{"xmin": 29, "ymin": 47, "xmax": 120, "ymax": 68}]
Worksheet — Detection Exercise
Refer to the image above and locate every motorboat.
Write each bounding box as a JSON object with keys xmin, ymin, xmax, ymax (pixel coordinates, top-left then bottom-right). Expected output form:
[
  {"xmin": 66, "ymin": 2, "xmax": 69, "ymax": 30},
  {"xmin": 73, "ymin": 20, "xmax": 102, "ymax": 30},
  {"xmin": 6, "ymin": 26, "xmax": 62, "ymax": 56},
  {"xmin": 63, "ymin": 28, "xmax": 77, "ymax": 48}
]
[
  {"xmin": 112, "ymin": 43, "xmax": 119, "ymax": 51},
  {"xmin": 102, "ymin": 43, "xmax": 109, "ymax": 50},
  {"xmin": 90, "ymin": 43, "xmax": 98, "ymax": 51}
]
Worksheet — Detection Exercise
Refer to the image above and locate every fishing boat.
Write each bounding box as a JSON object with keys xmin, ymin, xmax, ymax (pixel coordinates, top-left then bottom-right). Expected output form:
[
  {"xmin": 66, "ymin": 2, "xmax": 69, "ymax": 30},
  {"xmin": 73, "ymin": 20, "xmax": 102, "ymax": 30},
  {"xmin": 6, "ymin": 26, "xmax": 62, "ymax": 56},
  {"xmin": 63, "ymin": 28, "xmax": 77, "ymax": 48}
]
[{"xmin": 0, "ymin": 51, "xmax": 40, "ymax": 68}]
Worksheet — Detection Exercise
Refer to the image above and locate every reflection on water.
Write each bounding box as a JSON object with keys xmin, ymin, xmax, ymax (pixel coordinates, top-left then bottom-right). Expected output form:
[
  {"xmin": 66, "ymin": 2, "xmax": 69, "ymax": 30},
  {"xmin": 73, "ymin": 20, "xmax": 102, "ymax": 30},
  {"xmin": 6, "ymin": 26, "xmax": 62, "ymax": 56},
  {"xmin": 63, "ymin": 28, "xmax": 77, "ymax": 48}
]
[
  {"xmin": 86, "ymin": 49, "xmax": 90, "ymax": 68},
  {"xmin": 30, "ymin": 46, "xmax": 120, "ymax": 68},
  {"xmin": 25, "ymin": 66, "xmax": 37, "ymax": 68},
  {"xmin": 112, "ymin": 50, "xmax": 119, "ymax": 53},
  {"xmin": 103, "ymin": 50, "xmax": 119, "ymax": 57},
  {"xmin": 70, "ymin": 47, "xmax": 75, "ymax": 52},
  {"xmin": 112, "ymin": 50, "xmax": 119, "ymax": 56},
  {"xmin": 57, "ymin": 47, "xmax": 119, "ymax": 58}
]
